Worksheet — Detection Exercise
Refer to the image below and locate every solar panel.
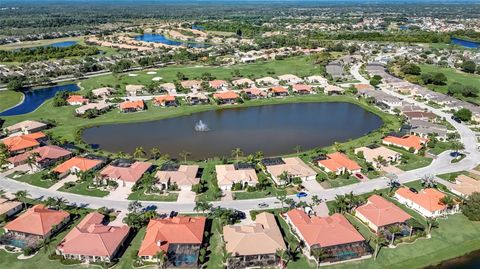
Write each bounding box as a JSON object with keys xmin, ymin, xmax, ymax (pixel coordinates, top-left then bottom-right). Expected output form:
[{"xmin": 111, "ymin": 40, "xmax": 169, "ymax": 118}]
[{"xmin": 261, "ymin": 157, "xmax": 285, "ymax": 166}]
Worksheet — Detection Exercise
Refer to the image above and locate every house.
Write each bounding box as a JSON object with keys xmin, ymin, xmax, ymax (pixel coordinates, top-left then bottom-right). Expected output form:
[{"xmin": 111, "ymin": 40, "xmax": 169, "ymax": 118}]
[
  {"xmin": 99, "ymin": 161, "xmax": 152, "ymax": 188},
  {"xmin": 354, "ymin": 145, "xmax": 401, "ymax": 169},
  {"xmin": 155, "ymin": 164, "xmax": 200, "ymax": 190},
  {"xmin": 215, "ymin": 164, "xmax": 258, "ymax": 190},
  {"xmin": 223, "ymin": 212, "xmax": 286, "ymax": 268},
  {"xmin": 180, "ymin": 80, "xmax": 202, "ymax": 91},
  {"xmin": 56, "ymin": 212, "xmax": 130, "ymax": 263},
  {"xmin": 75, "ymin": 101, "xmax": 112, "ymax": 115},
  {"xmin": 53, "ymin": 157, "xmax": 103, "ymax": 178},
  {"xmin": 2, "ymin": 132, "xmax": 46, "ymax": 155},
  {"xmin": 317, "ymin": 152, "xmax": 361, "ymax": 175},
  {"xmin": 403, "ymin": 111, "xmax": 437, "ymax": 121},
  {"xmin": 153, "ymin": 95, "xmax": 177, "ymax": 107},
  {"xmin": 66, "ymin": 95, "xmax": 89, "ymax": 106},
  {"xmin": 263, "ymin": 157, "xmax": 317, "ymax": 185},
  {"xmin": 394, "ymin": 188, "xmax": 458, "ymax": 218},
  {"xmin": 292, "ymin": 84, "xmax": 314, "ymax": 95},
  {"xmin": 324, "ymin": 85, "xmax": 345, "ymax": 95},
  {"xmin": 407, "ymin": 120, "xmax": 448, "ymax": 141},
  {"xmin": 213, "ymin": 91, "xmax": 240, "ymax": 104},
  {"xmin": 4, "ymin": 120, "xmax": 47, "ymax": 135},
  {"xmin": 92, "ymin": 87, "xmax": 113, "ymax": 98},
  {"xmin": 355, "ymin": 195, "xmax": 412, "ymax": 232},
  {"xmin": 450, "ymin": 174, "xmax": 480, "ymax": 197},
  {"xmin": 232, "ymin": 78, "xmax": 255, "ymax": 88},
  {"xmin": 305, "ymin": 75, "xmax": 328, "ymax": 85},
  {"xmin": 2, "ymin": 205, "xmax": 70, "ymax": 249},
  {"xmin": 284, "ymin": 209, "xmax": 371, "ymax": 264},
  {"xmin": 138, "ymin": 216, "xmax": 206, "ymax": 267},
  {"xmin": 125, "ymin": 85, "xmax": 144, "ymax": 96},
  {"xmin": 354, "ymin": 84, "xmax": 374, "ymax": 91},
  {"xmin": 268, "ymin": 86, "xmax": 289, "ymax": 97},
  {"xmin": 242, "ymin": 88, "xmax": 266, "ymax": 99},
  {"xmin": 160, "ymin": 83, "xmax": 177, "ymax": 94},
  {"xmin": 119, "ymin": 100, "xmax": 144, "ymax": 113},
  {"xmin": 278, "ymin": 74, "xmax": 302, "ymax": 84},
  {"xmin": 326, "ymin": 62, "xmax": 345, "ymax": 80},
  {"xmin": 255, "ymin": 76, "xmax": 279, "ymax": 86},
  {"xmin": 8, "ymin": 145, "xmax": 72, "ymax": 169},
  {"xmin": 382, "ymin": 135, "xmax": 428, "ymax": 154},
  {"xmin": 0, "ymin": 198, "xmax": 23, "ymax": 218},
  {"xmin": 185, "ymin": 92, "xmax": 209, "ymax": 105},
  {"xmin": 209, "ymin": 80, "xmax": 229, "ymax": 90}
]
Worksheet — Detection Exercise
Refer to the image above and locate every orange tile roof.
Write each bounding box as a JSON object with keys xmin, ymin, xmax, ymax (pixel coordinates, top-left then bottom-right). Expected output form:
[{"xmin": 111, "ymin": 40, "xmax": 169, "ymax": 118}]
[
  {"xmin": 209, "ymin": 80, "xmax": 228, "ymax": 88},
  {"xmin": 119, "ymin": 100, "xmax": 144, "ymax": 110},
  {"xmin": 395, "ymin": 187, "xmax": 446, "ymax": 213},
  {"xmin": 285, "ymin": 209, "xmax": 365, "ymax": 248},
  {"xmin": 292, "ymin": 84, "xmax": 312, "ymax": 92},
  {"xmin": 53, "ymin": 157, "xmax": 102, "ymax": 174},
  {"xmin": 153, "ymin": 95, "xmax": 176, "ymax": 104},
  {"xmin": 243, "ymin": 87, "xmax": 265, "ymax": 96},
  {"xmin": 270, "ymin": 86, "xmax": 288, "ymax": 93},
  {"xmin": 318, "ymin": 152, "xmax": 361, "ymax": 172},
  {"xmin": 383, "ymin": 135, "xmax": 428, "ymax": 151},
  {"xmin": 354, "ymin": 84, "xmax": 374, "ymax": 90},
  {"xmin": 213, "ymin": 91, "xmax": 240, "ymax": 100},
  {"xmin": 8, "ymin": 145, "xmax": 71, "ymax": 165},
  {"xmin": 66, "ymin": 95, "xmax": 89, "ymax": 104},
  {"xmin": 4, "ymin": 204, "xmax": 69, "ymax": 236},
  {"xmin": 138, "ymin": 216, "xmax": 206, "ymax": 257},
  {"xmin": 57, "ymin": 212, "xmax": 130, "ymax": 258},
  {"xmin": 355, "ymin": 195, "xmax": 411, "ymax": 228},
  {"xmin": 2, "ymin": 132, "xmax": 46, "ymax": 152},
  {"xmin": 100, "ymin": 161, "xmax": 152, "ymax": 183}
]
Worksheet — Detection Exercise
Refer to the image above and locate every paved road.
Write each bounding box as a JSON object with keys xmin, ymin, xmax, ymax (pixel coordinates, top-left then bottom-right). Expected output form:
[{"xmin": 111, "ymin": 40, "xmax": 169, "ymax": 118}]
[{"xmin": 0, "ymin": 64, "xmax": 478, "ymax": 213}]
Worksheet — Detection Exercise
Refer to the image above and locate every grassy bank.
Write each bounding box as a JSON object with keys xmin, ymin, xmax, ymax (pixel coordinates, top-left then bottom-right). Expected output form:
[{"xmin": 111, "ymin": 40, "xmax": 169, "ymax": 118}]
[
  {"xmin": 0, "ymin": 37, "xmax": 84, "ymax": 51},
  {"xmin": 0, "ymin": 91, "xmax": 23, "ymax": 112}
]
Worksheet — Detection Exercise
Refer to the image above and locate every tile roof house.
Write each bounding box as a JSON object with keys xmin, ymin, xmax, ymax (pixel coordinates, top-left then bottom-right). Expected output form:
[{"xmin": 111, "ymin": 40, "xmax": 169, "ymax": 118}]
[
  {"xmin": 2, "ymin": 132, "xmax": 46, "ymax": 154},
  {"xmin": 232, "ymin": 78, "xmax": 255, "ymax": 88},
  {"xmin": 66, "ymin": 95, "xmax": 89, "ymax": 106},
  {"xmin": 450, "ymin": 175, "xmax": 480, "ymax": 198},
  {"xmin": 155, "ymin": 165, "xmax": 200, "ymax": 189},
  {"xmin": 185, "ymin": 92, "xmax": 209, "ymax": 105},
  {"xmin": 305, "ymin": 75, "xmax": 328, "ymax": 85},
  {"xmin": 278, "ymin": 74, "xmax": 302, "ymax": 84},
  {"xmin": 292, "ymin": 84, "xmax": 314, "ymax": 94},
  {"xmin": 223, "ymin": 212, "xmax": 286, "ymax": 268},
  {"xmin": 181, "ymin": 80, "xmax": 202, "ymax": 91},
  {"xmin": 138, "ymin": 216, "xmax": 206, "ymax": 267},
  {"xmin": 56, "ymin": 212, "xmax": 130, "ymax": 263},
  {"xmin": 354, "ymin": 84, "xmax": 374, "ymax": 91},
  {"xmin": 4, "ymin": 120, "xmax": 47, "ymax": 135},
  {"xmin": 92, "ymin": 87, "xmax": 113, "ymax": 98},
  {"xmin": 355, "ymin": 195, "xmax": 412, "ymax": 232},
  {"xmin": 382, "ymin": 135, "xmax": 428, "ymax": 154},
  {"xmin": 119, "ymin": 100, "xmax": 145, "ymax": 112},
  {"xmin": 403, "ymin": 111, "xmax": 437, "ymax": 121},
  {"xmin": 75, "ymin": 101, "xmax": 112, "ymax": 115},
  {"xmin": 160, "ymin": 83, "xmax": 177, "ymax": 94},
  {"xmin": 215, "ymin": 164, "xmax": 258, "ymax": 190},
  {"xmin": 324, "ymin": 85, "xmax": 345, "ymax": 95},
  {"xmin": 0, "ymin": 198, "xmax": 23, "ymax": 218},
  {"xmin": 153, "ymin": 95, "xmax": 177, "ymax": 107},
  {"xmin": 394, "ymin": 188, "xmax": 457, "ymax": 218},
  {"xmin": 264, "ymin": 157, "xmax": 317, "ymax": 185},
  {"xmin": 268, "ymin": 86, "xmax": 289, "ymax": 97},
  {"xmin": 242, "ymin": 88, "xmax": 267, "ymax": 99},
  {"xmin": 209, "ymin": 80, "xmax": 229, "ymax": 90},
  {"xmin": 53, "ymin": 157, "xmax": 103, "ymax": 178},
  {"xmin": 317, "ymin": 152, "xmax": 361, "ymax": 175},
  {"xmin": 213, "ymin": 91, "xmax": 240, "ymax": 104},
  {"xmin": 100, "ymin": 161, "xmax": 152, "ymax": 187},
  {"xmin": 354, "ymin": 145, "xmax": 401, "ymax": 169},
  {"xmin": 284, "ymin": 209, "xmax": 370, "ymax": 264},
  {"xmin": 125, "ymin": 85, "xmax": 144, "ymax": 96},
  {"xmin": 8, "ymin": 145, "xmax": 72, "ymax": 169},
  {"xmin": 255, "ymin": 76, "xmax": 279, "ymax": 86},
  {"xmin": 3, "ymin": 205, "xmax": 70, "ymax": 245}
]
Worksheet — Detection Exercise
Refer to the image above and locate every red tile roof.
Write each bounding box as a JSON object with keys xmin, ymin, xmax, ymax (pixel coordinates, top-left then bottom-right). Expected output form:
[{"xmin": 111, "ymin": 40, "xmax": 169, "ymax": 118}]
[
  {"xmin": 383, "ymin": 135, "xmax": 428, "ymax": 151},
  {"xmin": 2, "ymin": 132, "xmax": 46, "ymax": 152},
  {"xmin": 100, "ymin": 161, "xmax": 152, "ymax": 183},
  {"xmin": 119, "ymin": 100, "xmax": 144, "ymax": 110},
  {"xmin": 153, "ymin": 95, "xmax": 176, "ymax": 104},
  {"xmin": 138, "ymin": 216, "xmax": 206, "ymax": 257},
  {"xmin": 8, "ymin": 145, "xmax": 71, "ymax": 165},
  {"xmin": 66, "ymin": 95, "xmax": 89, "ymax": 104},
  {"xmin": 292, "ymin": 84, "xmax": 312, "ymax": 92},
  {"xmin": 213, "ymin": 91, "xmax": 240, "ymax": 100},
  {"xmin": 270, "ymin": 86, "xmax": 288, "ymax": 93},
  {"xmin": 53, "ymin": 157, "xmax": 102, "ymax": 174},
  {"xmin": 395, "ymin": 187, "xmax": 446, "ymax": 213},
  {"xmin": 209, "ymin": 80, "xmax": 228, "ymax": 88},
  {"xmin": 4, "ymin": 204, "xmax": 69, "ymax": 236},
  {"xmin": 285, "ymin": 209, "xmax": 364, "ymax": 248},
  {"xmin": 355, "ymin": 195, "xmax": 411, "ymax": 228},
  {"xmin": 318, "ymin": 152, "xmax": 361, "ymax": 172},
  {"xmin": 57, "ymin": 212, "xmax": 130, "ymax": 258}
]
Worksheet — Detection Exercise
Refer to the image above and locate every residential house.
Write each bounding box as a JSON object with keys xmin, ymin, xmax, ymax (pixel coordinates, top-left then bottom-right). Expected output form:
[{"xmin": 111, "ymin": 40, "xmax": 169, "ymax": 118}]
[
  {"xmin": 317, "ymin": 152, "xmax": 361, "ymax": 175},
  {"xmin": 268, "ymin": 86, "xmax": 289, "ymax": 97},
  {"xmin": 66, "ymin": 95, "xmax": 89, "ymax": 106},
  {"xmin": 185, "ymin": 92, "xmax": 209, "ymax": 105},
  {"xmin": 153, "ymin": 95, "xmax": 177, "ymax": 107},
  {"xmin": 394, "ymin": 188, "xmax": 458, "ymax": 218},
  {"xmin": 99, "ymin": 161, "xmax": 153, "ymax": 188},
  {"xmin": 56, "ymin": 212, "xmax": 130, "ymax": 263},
  {"xmin": 242, "ymin": 88, "xmax": 267, "ymax": 99},
  {"xmin": 125, "ymin": 85, "xmax": 144, "ymax": 96},
  {"xmin": 284, "ymin": 209, "xmax": 371, "ymax": 265},
  {"xmin": 92, "ymin": 87, "xmax": 113, "ymax": 98},
  {"xmin": 324, "ymin": 85, "xmax": 345, "ymax": 95},
  {"xmin": 4, "ymin": 120, "xmax": 47, "ymax": 135},
  {"xmin": 119, "ymin": 100, "xmax": 144, "ymax": 113},
  {"xmin": 354, "ymin": 145, "xmax": 401, "ymax": 169},
  {"xmin": 403, "ymin": 111, "xmax": 437, "ymax": 121},
  {"xmin": 450, "ymin": 174, "xmax": 480, "ymax": 198},
  {"xmin": 53, "ymin": 157, "xmax": 103, "ymax": 178},
  {"xmin": 354, "ymin": 84, "xmax": 374, "ymax": 91},
  {"xmin": 216, "ymin": 164, "xmax": 258, "ymax": 190},
  {"xmin": 2, "ymin": 132, "xmax": 46, "ymax": 155},
  {"xmin": 292, "ymin": 84, "xmax": 314, "ymax": 95},
  {"xmin": 181, "ymin": 80, "xmax": 202, "ymax": 91},
  {"xmin": 355, "ymin": 195, "xmax": 412, "ymax": 232},
  {"xmin": 278, "ymin": 74, "xmax": 302, "ymax": 84},
  {"xmin": 255, "ymin": 76, "xmax": 279, "ymax": 86},
  {"xmin": 0, "ymin": 198, "xmax": 23, "ymax": 218},
  {"xmin": 8, "ymin": 145, "xmax": 72, "ymax": 169},
  {"xmin": 209, "ymin": 80, "xmax": 229, "ymax": 91},
  {"xmin": 160, "ymin": 83, "xmax": 177, "ymax": 94},
  {"xmin": 232, "ymin": 78, "xmax": 255, "ymax": 88},
  {"xmin": 75, "ymin": 101, "xmax": 112, "ymax": 115},
  {"xmin": 305, "ymin": 75, "xmax": 328, "ymax": 85},
  {"xmin": 407, "ymin": 120, "xmax": 448, "ymax": 141},
  {"xmin": 262, "ymin": 157, "xmax": 317, "ymax": 185},
  {"xmin": 223, "ymin": 212, "xmax": 286, "ymax": 268},
  {"xmin": 213, "ymin": 91, "xmax": 240, "ymax": 104},
  {"xmin": 138, "ymin": 216, "xmax": 206, "ymax": 267},
  {"xmin": 382, "ymin": 135, "xmax": 428, "ymax": 154},
  {"xmin": 155, "ymin": 164, "xmax": 200, "ymax": 190}
]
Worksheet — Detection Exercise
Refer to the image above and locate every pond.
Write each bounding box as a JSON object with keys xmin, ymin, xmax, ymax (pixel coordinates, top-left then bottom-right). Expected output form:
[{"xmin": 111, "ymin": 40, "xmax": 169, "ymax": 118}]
[
  {"xmin": 46, "ymin": 41, "xmax": 78, "ymax": 48},
  {"xmin": 451, "ymin": 37, "xmax": 480, "ymax": 49},
  {"xmin": 83, "ymin": 102, "xmax": 383, "ymax": 159},
  {"xmin": 134, "ymin": 34, "xmax": 209, "ymax": 48},
  {"xmin": 425, "ymin": 250, "xmax": 480, "ymax": 269},
  {"xmin": 0, "ymin": 84, "xmax": 79, "ymax": 116}
]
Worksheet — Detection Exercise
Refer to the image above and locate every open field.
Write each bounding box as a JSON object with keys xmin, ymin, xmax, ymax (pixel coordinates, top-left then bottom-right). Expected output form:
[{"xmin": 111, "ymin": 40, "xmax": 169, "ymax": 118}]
[
  {"xmin": 0, "ymin": 37, "xmax": 84, "ymax": 51},
  {"xmin": 0, "ymin": 91, "xmax": 23, "ymax": 112}
]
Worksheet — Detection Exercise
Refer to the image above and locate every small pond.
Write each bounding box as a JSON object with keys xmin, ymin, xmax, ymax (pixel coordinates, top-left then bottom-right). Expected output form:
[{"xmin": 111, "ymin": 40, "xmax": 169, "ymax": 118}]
[{"xmin": 134, "ymin": 34, "xmax": 209, "ymax": 48}]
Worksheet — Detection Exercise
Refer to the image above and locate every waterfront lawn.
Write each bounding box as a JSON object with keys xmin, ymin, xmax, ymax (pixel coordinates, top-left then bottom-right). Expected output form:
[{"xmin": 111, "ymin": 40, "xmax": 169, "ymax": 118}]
[
  {"xmin": 128, "ymin": 190, "xmax": 178, "ymax": 202},
  {"xmin": 115, "ymin": 228, "xmax": 147, "ymax": 269},
  {"xmin": 58, "ymin": 180, "xmax": 109, "ymax": 197},
  {"xmin": 7, "ymin": 171, "xmax": 57, "ymax": 188},
  {"xmin": 205, "ymin": 219, "xmax": 226, "ymax": 269},
  {"xmin": 0, "ymin": 90, "xmax": 23, "ymax": 112},
  {"xmin": 0, "ymin": 37, "xmax": 84, "ymax": 51},
  {"xmin": 196, "ymin": 161, "xmax": 222, "ymax": 202}
]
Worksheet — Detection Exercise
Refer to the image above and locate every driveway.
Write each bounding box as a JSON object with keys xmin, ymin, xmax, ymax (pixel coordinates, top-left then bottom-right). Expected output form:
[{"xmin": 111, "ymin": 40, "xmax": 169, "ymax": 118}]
[
  {"xmin": 177, "ymin": 188, "xmax": 196, "ymax": 203},
  {"xmin": 49, "ymin": 174, "xmax": 78, "ymax": 190},
  {"xmin": 106, "ymin": 184, "xmax": 131, "ymax": 200},
  {"xmin": 381, "ymin": 165, "xmax": 404, "ymax": 175}
]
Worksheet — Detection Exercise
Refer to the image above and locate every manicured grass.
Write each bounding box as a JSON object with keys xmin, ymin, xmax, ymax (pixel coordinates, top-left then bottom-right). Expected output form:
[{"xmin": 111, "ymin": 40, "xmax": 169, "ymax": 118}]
[
  {"xmin": 321, "ymin": 176, "xmax": 359, "ymax": 188},
  {"xmin": 128, "ymin": 190, "xmax": 178, "ymax": 202},
  {"xmin": 196, "ymin": 161, "xmax": 222, "ymax": 202},
  {"xmin": 387, "ymin": 147, "xmax": 433, "ymax": 171},
  {"xmin": 233, "ymin": 186, "xmax": 295, "ymax": 200},
  {"xmin": 0, "ymin": 91, "xmax": 23, "ymax": 112},
  {"xmin": 115, "ymin": 228, "xmax": 148, "ymax": 269},
  {"xmin": 205, "ymin": 219, "xmax": 225, "ymax": 269},
  {"xmin": 0, "ymin": 37, "xmax": 84, "ymax": 51},
  {"xmin": 7, "ymin": 172, "xmax": 57, "ymax": 188},
  {"xmin": 438, "ymin": 170, "xmax": 480, "ymax": 182},
  {"xmin": 428, "ymin": 141, "xmax": 455, "ymax": 155},
  {"xmin": 58, "ymin": 181, "xmax": 109, "ymax": 197}
]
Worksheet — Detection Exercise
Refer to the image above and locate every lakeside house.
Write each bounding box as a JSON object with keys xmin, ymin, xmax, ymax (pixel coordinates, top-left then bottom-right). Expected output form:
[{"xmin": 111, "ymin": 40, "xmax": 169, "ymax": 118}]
[
  {"xmin": 403, "ymin": 111, "xmax": 437, "ymax": 121},
  {"xmin": 232, "ymin": 78, "xmax": 255, "ymax": 88},
  {"xmin": 278, "ymin": 74, "xmax": 302, "ymax": 84},
  {"xmin": 382, "ymin": 135, "xmax": 428, "ymax": 154},
  {"xmin": 406, "ymin": 120, "xmax": 448, "ymax": 141},
  {"xmin": 75, "ymin": 101, "xmax": 112, "ymax": 115},
  {"xmin": 1, "ymin": 205, "xmax": 70, "ymax": 249},
  {"xmin": 284, "ymin": 209, "xmax": 371, "ymax": 265},
  {"xmin": 4, "ymin": 120, "xmax": 47, "ymax": 135},
  {"xmin": 153, "ymin": 95, "xmax": 177, "ymax": 107},
  {"xmin": 53, "ymin": 157, "xmax": 104, "ymax": 178},
  {"xmin": 66, "ymin": 95, "xmax": 89, "ymax": 106},
  {"xmin": 155, "ymin": 164, "xmax": 200, "ymax": 190},
  {"xmin": 262, "ymin": 157, "xmax": 317, "ymax": 185},
  {"xmin": 209, "ymin": 80, "xmax": 229, "ymax": 91},
  {"xmin": 213, "ymin": 91, "xmax": 240, "ymax": 104},
  {"xmin": 292, "ymin": 84, "xmax": 314, "ymax": 95},
  {"xmin": 223, "ymin": 212, "xmax": 286, "ymax": 268},
  {"xmin": 92, "ymin": 87, "xmax": 113, "ymax": 98},
  {"xmin": 255, "ymin": 76, "xmax": 279, "ymax": 86},
  {"xmin": 242, "ymin": 88, "xmax": 267, "ymax": 99},
  {"xmin": 125, "ymin": 85, "xmax": 144, "ymax": 96},
  {"xmin": 0, "ymin": 198, "xmax": 23, "ymax": 219},
  {"xmin": 138, "ymin": 216, "xmax": 206, "ymax": 267},
  {"xmin": 56, "ymin": 212, "xmax": 130, "ymax": 263},
  {"xmin": 355, "ymin": 195, "xmax": 412, "ymax": 233},
  {"xmin": 215, "ymin": 164, "xmax": 258, "ymax": 190},
  {"xmin": 324, "ymin": 85, "xmax": 345, "ymax": 95},
  {"xmin": 99, "ymin": 161, "xmax": 153, "ymax": 188},
  {"xmin": 394, "ymin": 188, "xmax": 458, "ymax": 218},
  {"xmin": 316, "ymin": 152, "xmax": 362, "ymax": 175},
  {"xmin": 119, "ymin": 100, "xmax": 145, "ymax": 113},
  {"xmin": 449, "ymin": 175, "xmax": 480, "ymax": 198},
  {"xmin": 354, "ymin": 145, "xmax": 401, "ymax": 169},
  {"xmin": 305, "ymin": 75, "xmax": 328, "ymax": 85},
  {"xmin": 268, "ymin": 86, "xmax": 289, "ymax": 97},
  {"xmin": 185, "ymin": 92, "xmax": 209, "ymax": 105},
  {"xmin": 8, "ymin": 145, "xmax": 72, "ymax": 169},
  {"xmin": 2, "ymin": 132, "xmax": 46, "ymax": 155}
]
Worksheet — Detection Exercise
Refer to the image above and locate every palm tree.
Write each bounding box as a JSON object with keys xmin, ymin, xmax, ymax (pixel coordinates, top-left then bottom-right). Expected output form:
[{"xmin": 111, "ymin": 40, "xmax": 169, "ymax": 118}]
[
  {"xmin": 254, "ymin": 151, "xmax": 264, "ymax": 160},
  {"xmin": 276, "ymin": 194, "xmax": 287, "ymax": 212},
  {"xmin": 179, "ymin": 151, "xmax": 191, "ymax": 163},
  {"xmin": 231, "ymin": 148, "xmax": 244, "ymax": 162},
  {"xmin": 387, "ymin": 225, "xmax": 402, "ymax": 246},
  {"xmin": 26, "ymin": 152, "xmax": 41, "ymax": 172},
  {"xmin": 150, "ymin": 147, "xmax": 162, "ymax": 160},
  {"xmin": 405, "ymin": 218, "xmax": 423, "ymax": 239},
  {"xmin": 154, "ymin": 250, "xmax": 167, "ymax": 269},
  {"xmin": 293, "ymin": 145, "xmax": 302, "ymax": 154},
  {"xmin": 44, "ymin": 197, "xmax": 57, "ymax": 208},
  {"xmin": 426, "ymin": 217, "xmax": 439, "ymax": 236},
  {"xmin": 14, "ymin": 190, "xmax": 29, "ymax": 209},
  {"xmin": 134, "ymin": 147, "xmax": 147, "ymax": 159},
  {"xmin": 194, "ymin": 200, "xmax": 212, "ymax": 214},
  {"xmin": 421, "ymin": 174, "xmax": 437, "ymax": 188},
  {"xmin": 276, "ymin": 248, "xmax": 290, "ymax": 268},
  {"xmin": 371, "ymin": 234, "xmax": 388, "ymax": 260},
  {"xmin": 311, "ymin": 247, "xmax": 329, "ymax": 268},
  {"xmin": 333, "ymin": 142, "xmax": 343, "ymax": 153},
  {"xmin": 55, "ymin": 197, "xmax": 68, "ymax": 210},
  {"xmin": 451, "ymin": 141, "xmax": 465, "ymax": 155}
]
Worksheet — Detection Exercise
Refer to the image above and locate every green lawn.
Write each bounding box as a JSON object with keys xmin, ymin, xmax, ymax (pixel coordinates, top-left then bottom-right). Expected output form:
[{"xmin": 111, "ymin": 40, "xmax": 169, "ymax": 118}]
[
  {"xmin": 205, "ymin": 219, "xmax": 226, "ymax": 269},
  {"xmin": 115, "ymin": 228, "xmax": 149, "ymax": 269},
  {"xmin": 57, "ymin": 181, "xmax": 109, "ymax": 197},
  {"xmin": 7, "ymin": 172, "xmax": 57, "ymax": 188},
  {"xmin": 438, "ymin": 170, "xmax": 480, "ymax": 182},
  {"xmin": 320, "ymin": 176, "xmax": 360, "ymax": 189},
  {"xmin": 428, "ymin": 141, "xmax": 455, "ymax": 155},
  {"xmin": 0, "ymin": 91, "xmax": 23, "ymax": 112},
  {"xmin": 196, "ymin": 161, "xmax": 222, "ymax": 202},
  {"xmin": 128, "ymin": 190, "xmax": 178, "ymax": 202},
  {"xmin": 388, "ymin": 147, "xmax": 433, "ymax": 171},
  {"xmin": 0, "ymin": 37, "xmax": 84, "ymax": 51}
]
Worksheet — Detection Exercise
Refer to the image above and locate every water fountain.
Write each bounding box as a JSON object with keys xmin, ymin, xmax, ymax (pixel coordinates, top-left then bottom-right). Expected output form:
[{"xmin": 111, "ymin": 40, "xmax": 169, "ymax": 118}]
[{"xmin": 194, "ymin": 120, "xmax": 210, "ymax": 132}]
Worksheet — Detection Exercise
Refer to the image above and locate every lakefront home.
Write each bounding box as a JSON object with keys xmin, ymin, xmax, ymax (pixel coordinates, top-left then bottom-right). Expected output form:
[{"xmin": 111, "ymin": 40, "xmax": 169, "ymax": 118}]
[
  {"xmin": 99, "ymin": 161, "xmax": 153, "ymax": 188},
  {"xmin": 213, "ymin": 91, "xmax": 240, "ymax": 104},
  {"xmin": 394, "ymin": 188, "xmax": 458, "ymax": 218},
  {"xmin": 2, "ymin": 132, "xmax": 46, "ymax": 155},
  {"xmin": 215, "ymin": 164, "xmax": 258, "ymax": 190},
  {"xmin": 316, "ymin": 152, "xmax": 362, "ymax": 175},
  {"xmin": 382, "ymin": 135, "xmax": 428, "ymax": 154},
  {"xmin": 268, "ymin": 86, "xmax": 289, "ymax": 97},
  {"xmin": 354, "ymin": 145, "xmax": 401, "ymax": 169},
  {"xmin": 4, "ymin": 120, "xmax": 47, "ymax": 135},
  {"xmin": 153, "ymin": 95, "xmax": 177, "ymax": 107},
  {"xmin": 119, "ymin": 100, "xmax": 145, "ymax": 113},
  {"xmin": 262, "ymin": 157, "xmax": 317, "ymax": 185},
  {"xmin": 66, "ymin": 95, "xmax": 89, "ymax": 106},
  {"xmin": 292, "ymin": 84, "xmax": 314, "ymax": 94},
  {"xmin": 7, "ymin": 145, "xmax": 72, "ymax": 169},
  {"xmin": 155, "ymin": 164, "xmax": 200, "ymax": 190}
]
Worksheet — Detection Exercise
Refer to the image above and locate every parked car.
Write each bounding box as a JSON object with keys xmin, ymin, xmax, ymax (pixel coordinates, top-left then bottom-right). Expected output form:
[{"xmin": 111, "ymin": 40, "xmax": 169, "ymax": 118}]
[
  {"xmin": 296, "ymin": 192, "xmax": 308, "ymax": 198},
  {"xmin": 258, "ymin": 202, "xmax": 269, "ymax": 208},
  {"xmin": 409, "ymin": 187, "xmax": 418, "ymax": 194},
  {"xmin": 355, "ymin": 173, "xmax": 364, "ymax": 179},
  {"xmin": 169, "ymin": 211, "xmax": 178, "ymax": 218},
  {"xmin": 451, "ymin": 115, "xmax": 461, "ymax": 123}
]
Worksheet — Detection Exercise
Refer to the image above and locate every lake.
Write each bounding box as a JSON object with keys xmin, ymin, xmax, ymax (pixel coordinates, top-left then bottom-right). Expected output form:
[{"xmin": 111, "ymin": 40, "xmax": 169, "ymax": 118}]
[
  {"xmin": 426, "ymin": 250, "xmax": 480, "ymax": 269},
  {"xmin": 83, "ymin": 102, "xmax": 383, "ymax": 159},
  {"xmin": 451, "ymin": 37, "xmax": 480, "ymax": 49},
  {"xmin": 0, "ymin": 84, "xmax": 79, "ymax": 116},
  {"xmin": 134, "ymin": 33, "xmax": 209, "ymax": 48},
  {"xmin": 47, "ymin": 41, "xmax": 78, "ymax": 48}
]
